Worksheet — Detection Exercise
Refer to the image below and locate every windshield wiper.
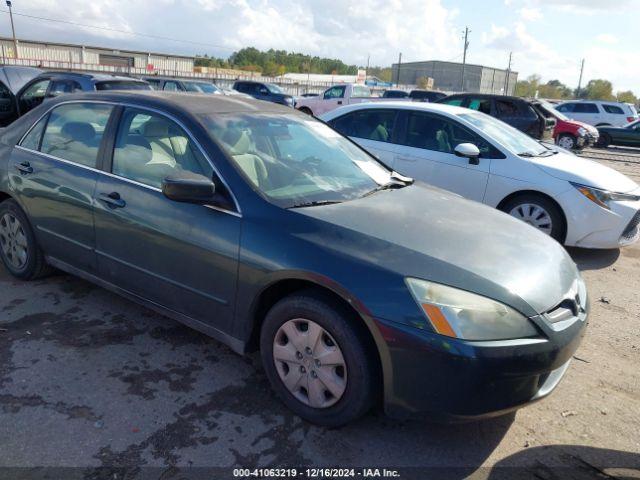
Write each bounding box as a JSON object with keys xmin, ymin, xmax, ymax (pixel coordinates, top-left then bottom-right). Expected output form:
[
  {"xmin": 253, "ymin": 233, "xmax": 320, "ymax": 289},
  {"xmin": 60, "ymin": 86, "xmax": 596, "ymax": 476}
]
[{"xmin": 288, "ymin": 200, "xmax": 344, "ymax": 209}]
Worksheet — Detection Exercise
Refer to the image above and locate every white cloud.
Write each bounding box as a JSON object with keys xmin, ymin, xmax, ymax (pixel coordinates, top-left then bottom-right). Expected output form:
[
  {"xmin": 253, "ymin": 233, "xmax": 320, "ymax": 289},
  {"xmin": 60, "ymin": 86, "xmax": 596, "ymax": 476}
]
[
  {"xmin": 519, "ymin": 7, "xmax": 542, "ymax": 21},
  {"xmin": 596, "ymin": 34, "xmax": 619, "ymax": 45}
]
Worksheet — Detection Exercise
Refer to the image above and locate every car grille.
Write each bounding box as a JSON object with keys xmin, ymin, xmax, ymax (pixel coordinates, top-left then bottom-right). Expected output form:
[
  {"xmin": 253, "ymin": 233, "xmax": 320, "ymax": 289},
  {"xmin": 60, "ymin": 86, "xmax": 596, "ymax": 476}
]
[{"xmin": 621, "ymin": 210, "xmax": 640, "ymax": 242}]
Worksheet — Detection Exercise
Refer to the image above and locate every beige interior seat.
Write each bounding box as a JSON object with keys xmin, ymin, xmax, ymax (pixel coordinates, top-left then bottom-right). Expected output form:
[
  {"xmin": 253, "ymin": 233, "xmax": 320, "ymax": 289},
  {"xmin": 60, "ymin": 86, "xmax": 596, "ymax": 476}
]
[
  {"xmin": 142, "ymin": 119, "xmax": 177, "ymax": 167},
  {"xmin": 223, "ymin": 130, "xmax": 269, "ymax": 189}
]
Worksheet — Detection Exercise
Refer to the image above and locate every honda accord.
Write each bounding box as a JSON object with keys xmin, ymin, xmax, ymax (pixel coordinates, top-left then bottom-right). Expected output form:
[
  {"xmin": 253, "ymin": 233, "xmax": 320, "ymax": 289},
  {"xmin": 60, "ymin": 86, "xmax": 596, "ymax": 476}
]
[{"xmin": 0, "ymin": 92, "xmax": 588, "ymax": 426}]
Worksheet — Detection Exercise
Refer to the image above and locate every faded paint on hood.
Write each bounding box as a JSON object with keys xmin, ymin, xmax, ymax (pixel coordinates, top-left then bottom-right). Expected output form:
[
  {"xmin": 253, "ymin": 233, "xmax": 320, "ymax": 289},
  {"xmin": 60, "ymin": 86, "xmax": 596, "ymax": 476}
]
[{"xmin": 296, "ymin": 183, "xmax": 580, "ymax": 316}]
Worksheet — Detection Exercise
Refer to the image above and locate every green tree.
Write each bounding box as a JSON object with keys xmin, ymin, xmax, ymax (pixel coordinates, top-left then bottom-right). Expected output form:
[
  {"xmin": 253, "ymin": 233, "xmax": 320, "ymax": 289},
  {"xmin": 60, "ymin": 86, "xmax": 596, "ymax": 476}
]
[
  {"xmin": 616, "ymin": 90, "xmax": 637, "ymax": 104},
  {"xmin": 515, "ymin": 74, "xmax": 540, "ymax": 97},
  {"xmin": 416, "ymin": 76, "xmax": 431, "ymax": 89},
  {"xmin": 583, "ymin": 79, "xmax": 615, "ymax": 100}
]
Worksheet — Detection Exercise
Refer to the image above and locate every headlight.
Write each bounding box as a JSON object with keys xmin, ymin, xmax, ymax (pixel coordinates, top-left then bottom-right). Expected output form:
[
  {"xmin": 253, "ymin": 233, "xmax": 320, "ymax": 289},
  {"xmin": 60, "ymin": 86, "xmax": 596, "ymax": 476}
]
[
  {"xmin": 578, "ymin": 127, "xmax": 587, "ymax": 136},
  {"xmin": 405, "ymin": 278, "xmax": 539, "ymax": 340},
  {"xmin": 571, "ymin": 182, "xmax": 640, "ymax": 210}
]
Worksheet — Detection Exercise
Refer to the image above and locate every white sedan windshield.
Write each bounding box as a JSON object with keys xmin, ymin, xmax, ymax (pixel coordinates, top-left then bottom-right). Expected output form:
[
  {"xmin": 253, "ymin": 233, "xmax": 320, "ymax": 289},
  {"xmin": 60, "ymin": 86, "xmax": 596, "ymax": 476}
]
[
  {"xmin": 201, "ymin": 113, "xmax": 391, "ymax": 207},
  {"xmin": 459, "ymin": 112, "xmax": 548, "ymax": 156}
]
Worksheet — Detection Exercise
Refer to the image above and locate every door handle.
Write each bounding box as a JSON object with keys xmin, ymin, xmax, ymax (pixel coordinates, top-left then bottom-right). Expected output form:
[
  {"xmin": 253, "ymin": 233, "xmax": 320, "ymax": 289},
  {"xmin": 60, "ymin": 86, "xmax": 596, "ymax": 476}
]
[
  {"xmin": 337, "ymin": 100, "xmax": 343, "ymax": 105},
  {"xmin": 395, "ymin": 156, "xmax": 416, "ymax": 162},
  {"xmin": 98, "ymin": 192, "xmax": 126, "ymax": 209},
  {"xmin": 15, "ymin": 161, "xmax": 33, "ymax": 175}
]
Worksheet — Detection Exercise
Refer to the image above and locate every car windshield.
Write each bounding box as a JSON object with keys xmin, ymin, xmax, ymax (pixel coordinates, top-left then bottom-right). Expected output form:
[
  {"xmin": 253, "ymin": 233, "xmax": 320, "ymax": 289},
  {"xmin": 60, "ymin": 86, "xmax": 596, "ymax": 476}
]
[
  {"xmin": 200, "ymin": 113, "xmax": 391, "ymax": 208},
  {"xmin": 266, "ymin": 83, "xmax": 284, "ymax": 94},
  {"xmin": 538, "ymin": 101, "xmax": 569, "ymax": 121},
  {"xmin": 183, "ymin": 81, "xmax": 220, "ymax": 94},
  {"xmin": 95, "ymin": 81, "xmax": 151, "ymax": 91},
  {"xmin": 459, "ymin": 112, "xmax": 548, "ymax": 156}
]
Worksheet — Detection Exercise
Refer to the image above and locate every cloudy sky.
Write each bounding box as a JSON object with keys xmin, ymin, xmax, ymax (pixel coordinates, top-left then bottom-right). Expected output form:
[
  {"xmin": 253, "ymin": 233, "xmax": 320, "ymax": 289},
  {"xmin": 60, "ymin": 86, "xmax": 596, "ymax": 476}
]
[{"xmin": 4, "ymin": 0, "xmax": 639, "ymax": 92}]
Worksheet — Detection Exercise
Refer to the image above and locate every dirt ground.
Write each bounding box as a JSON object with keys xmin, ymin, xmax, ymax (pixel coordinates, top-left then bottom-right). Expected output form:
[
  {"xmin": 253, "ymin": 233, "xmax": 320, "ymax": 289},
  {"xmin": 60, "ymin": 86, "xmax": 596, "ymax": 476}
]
[{"xmin": 1, "ymin": 148, "xmax": 639, "ymax": 479}]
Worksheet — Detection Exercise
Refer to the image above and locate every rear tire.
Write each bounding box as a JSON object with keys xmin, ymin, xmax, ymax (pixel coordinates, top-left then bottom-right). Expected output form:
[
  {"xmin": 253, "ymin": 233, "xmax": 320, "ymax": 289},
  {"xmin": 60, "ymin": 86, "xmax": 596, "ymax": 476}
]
[
  {"xmin": 556, "ymin": 134, "xmax": 577, "ymax": 150},
  {"xmin": 298, "ymin": 107, "xmax": 313, "ymax": 116},
  {"xmin": 0, "ymin": 199, "xmax": 52, "ymax": 280},
  {"xmin": 260, "ymin": 290, "xmax": 376, "ymax": 427},
  {"xmin": 500, "ymin": 193, "xmax": 566, "ymax": 243}
]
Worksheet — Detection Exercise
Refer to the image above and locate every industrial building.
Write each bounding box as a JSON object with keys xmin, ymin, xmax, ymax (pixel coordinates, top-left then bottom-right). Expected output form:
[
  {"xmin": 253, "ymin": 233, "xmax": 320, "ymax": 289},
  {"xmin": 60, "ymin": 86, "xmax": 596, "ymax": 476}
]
[
  {"xmin": 391, "ymin": 60, "xmax": 518, "ymax": 95},
  {"xmin": 0, "ymin": 37, "xmax": 194, "ymax": 75}
]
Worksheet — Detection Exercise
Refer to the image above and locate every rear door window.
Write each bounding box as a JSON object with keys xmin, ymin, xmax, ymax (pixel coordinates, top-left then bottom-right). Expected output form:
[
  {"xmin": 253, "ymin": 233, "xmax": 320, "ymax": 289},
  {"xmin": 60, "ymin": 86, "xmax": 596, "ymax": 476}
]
[
  {"xmin": 573, "ymin": 103, "xmax": 599, "ymax": 113},
  {"xmin": 467, "ymin": 98, "xmax": 492, "ymax": 115},
  {"xmin": 39, "ymin": 103, "xmax": 114, "ymax": 167},
  {"xmin": 163, "ymin": 81, "xmax": 181, "ymax": 92},
  {"xmin": 556, "ymin": 103, "xmax": 574, "ymax": 113},
  {"xmin": 323, "ymin": 86, "xmax": 346, "ymax": 99},
  {"xmin": 49, "ymin": 80, "xmax": 82, "ymax": 96},
  {"xmin": 441, "ymin": 97, "xmax": 464, "ymax": 106},
  {"xmin": 330, "ymin": 109, "xmax": 397, "ymax": 143},
  {"xmin": 496, "ymin": 100, "xmax": 519, "ymax": 117}
]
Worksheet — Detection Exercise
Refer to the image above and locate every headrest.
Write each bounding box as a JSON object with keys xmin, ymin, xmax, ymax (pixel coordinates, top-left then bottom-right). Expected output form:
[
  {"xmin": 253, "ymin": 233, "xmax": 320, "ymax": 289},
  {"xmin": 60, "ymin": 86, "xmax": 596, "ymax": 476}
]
[
  {"xmin": 221, "ymin": 129, "xmax": 251, "ymax": 155},
  {"xmin": 61, "ymin": 122, "xmax": 95, "ymax": 144},
  {"xmin": 119, "ymin": 135, "xmax": 152, "ymax": 164},
  {"xmin": 143, "ymin": 119, "xmax": 170, "ymax": 137}
]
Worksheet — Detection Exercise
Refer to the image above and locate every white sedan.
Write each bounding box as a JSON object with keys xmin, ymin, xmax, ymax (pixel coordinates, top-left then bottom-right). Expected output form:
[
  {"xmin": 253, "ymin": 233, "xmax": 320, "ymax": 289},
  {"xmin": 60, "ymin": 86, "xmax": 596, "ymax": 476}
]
[{"xmin": 320, "ymin": 102, "xmax": 640, "ymax": 249}]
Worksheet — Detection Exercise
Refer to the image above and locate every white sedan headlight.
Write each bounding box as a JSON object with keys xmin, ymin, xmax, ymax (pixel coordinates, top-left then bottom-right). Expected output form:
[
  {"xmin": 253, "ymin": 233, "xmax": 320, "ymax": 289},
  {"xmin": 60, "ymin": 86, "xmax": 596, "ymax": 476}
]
[
  {"xmin": 405, "ymin": 278, "xmax": 539, "ymax": 341},
  {"xmin": 571, "ymin": 182, "xmax": 640, "ymax": 210}
]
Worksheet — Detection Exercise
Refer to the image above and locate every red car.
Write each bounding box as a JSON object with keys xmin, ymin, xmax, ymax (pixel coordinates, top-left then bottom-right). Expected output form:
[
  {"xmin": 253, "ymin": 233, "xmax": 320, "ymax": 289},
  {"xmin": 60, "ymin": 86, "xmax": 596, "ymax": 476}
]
[{"xmin": 532, "ymin": 100, "xmax": 599, "ymax": 150}]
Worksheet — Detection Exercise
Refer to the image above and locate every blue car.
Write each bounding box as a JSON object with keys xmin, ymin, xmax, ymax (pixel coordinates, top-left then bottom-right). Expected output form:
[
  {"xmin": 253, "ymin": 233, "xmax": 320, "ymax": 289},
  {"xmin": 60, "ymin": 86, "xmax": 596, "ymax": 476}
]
[
  {"xmin": 232, "ymin": 80, "xmax": 294, "ymax": 107},
  {"xmin": 0, "ymin": 91, "xmax": 587, "ymax": 426}
]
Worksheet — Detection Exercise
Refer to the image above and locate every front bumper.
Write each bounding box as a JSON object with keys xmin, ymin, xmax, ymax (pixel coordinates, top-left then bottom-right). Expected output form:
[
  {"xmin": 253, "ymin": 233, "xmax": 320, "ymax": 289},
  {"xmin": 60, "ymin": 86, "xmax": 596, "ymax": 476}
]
[
  {"xmin": 576, "ymin": 132, "xmax": 599, "ymax": 148},
  {"xmin": 375, "ymin": 302, "xmax": 588, "ymax": 421},
  {"xmin": 561, "ymin": 187, "xmax": 640, "ymax": 248}
]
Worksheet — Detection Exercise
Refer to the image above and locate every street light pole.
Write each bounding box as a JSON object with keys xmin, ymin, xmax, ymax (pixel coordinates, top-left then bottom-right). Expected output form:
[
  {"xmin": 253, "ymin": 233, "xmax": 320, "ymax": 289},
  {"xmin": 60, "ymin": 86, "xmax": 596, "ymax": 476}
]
[
  {"xmin": 460, "ymin": 26, "xmax": 470, "ymax": 92},
  {"xmin": 6, "ymin": 0, "xmax": 17, "ymax": 59}
]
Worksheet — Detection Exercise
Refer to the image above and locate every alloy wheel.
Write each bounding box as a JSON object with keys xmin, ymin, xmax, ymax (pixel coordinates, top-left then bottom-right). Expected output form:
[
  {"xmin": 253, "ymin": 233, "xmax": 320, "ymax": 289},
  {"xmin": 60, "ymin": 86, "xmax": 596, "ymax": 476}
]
[
  {"xmin": 0, "ymin": 213, "xmax": 28, "ymax": 270},
  {"xmin": 509, "ymin": 203, "xmax": 553, "ymax": 235},
  {"xmin": 273, "ymin": 318, "xmax": 347, "ymax": 409},
  {"xmin": 557, "ymin": 135, "xmax": 575, "ymax": 150}
]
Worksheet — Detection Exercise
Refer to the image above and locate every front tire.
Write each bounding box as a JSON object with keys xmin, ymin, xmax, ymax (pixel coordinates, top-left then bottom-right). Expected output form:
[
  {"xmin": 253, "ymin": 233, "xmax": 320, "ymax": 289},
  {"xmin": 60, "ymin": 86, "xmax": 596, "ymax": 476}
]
[
  {"xmin": 596, "ymin": 133, "xmax": 611, "ymax": 148},
  {"xmin": 500, "ymin": 194, "xmax": 566, "ymax": 243},
  {"xmin": 260, "ymin": 290, "xmax": 376, "ymax": 427},
  {"xmin": 297, "ymin": 107, "xmax": 313, "ymax": 116},
  {"xmin": 556, "ymin": 133, "xmax": 577, "ymax": 150},
  {"xmin": 0, "ymin": 199, "xmax": 51, "ymax": 280}
]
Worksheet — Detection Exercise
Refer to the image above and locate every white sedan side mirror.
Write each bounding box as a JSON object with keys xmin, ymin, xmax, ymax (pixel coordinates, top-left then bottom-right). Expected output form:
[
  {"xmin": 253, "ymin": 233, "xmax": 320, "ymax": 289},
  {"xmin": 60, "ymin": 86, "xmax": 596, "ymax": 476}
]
[{"xmin": 454, "ymin": 143, "xmax": 481, "ymax": 165}]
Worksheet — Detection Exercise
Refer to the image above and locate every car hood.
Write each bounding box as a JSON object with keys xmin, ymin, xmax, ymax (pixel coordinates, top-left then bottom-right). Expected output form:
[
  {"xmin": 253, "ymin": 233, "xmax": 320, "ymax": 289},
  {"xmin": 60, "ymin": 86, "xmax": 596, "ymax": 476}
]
[
  {"xmin": 529, "ymin": 151, "xmax": 638, "ymax": 193},
  {"xmin": 295, "ymin": 183, "xmax": 579, "ymax": 316},
  {"xmin": 564, "ymin": 119, "xmax": 597, "ymax": 134}
]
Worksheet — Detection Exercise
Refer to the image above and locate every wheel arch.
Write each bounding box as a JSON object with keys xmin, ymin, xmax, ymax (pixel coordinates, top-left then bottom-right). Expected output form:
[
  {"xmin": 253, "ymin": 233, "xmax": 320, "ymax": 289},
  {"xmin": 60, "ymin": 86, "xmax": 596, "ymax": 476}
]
[
  {"xmin": 245, "ymin": 275, "xmax": 386, "ymax": 400},
  {"xmin": 497, "ymin": 189, "xmax": 568, "ymax": 243}
]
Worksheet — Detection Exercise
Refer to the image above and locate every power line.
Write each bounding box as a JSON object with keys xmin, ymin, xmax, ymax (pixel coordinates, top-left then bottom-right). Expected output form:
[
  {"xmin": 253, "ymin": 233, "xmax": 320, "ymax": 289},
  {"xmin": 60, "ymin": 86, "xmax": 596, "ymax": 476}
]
[{"xmin": 0, "ymin": 9, "xmax": 236, "ymax": 51}]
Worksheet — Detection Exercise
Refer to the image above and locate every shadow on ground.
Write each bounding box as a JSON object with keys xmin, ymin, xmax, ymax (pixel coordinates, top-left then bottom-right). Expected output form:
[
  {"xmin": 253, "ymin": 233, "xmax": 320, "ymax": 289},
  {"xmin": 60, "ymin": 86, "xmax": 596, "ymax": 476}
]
[
  {"xmin": 567, "ymin": 247, "xmax": 620, "ymax": 271},
  {"xmin": 0, "ymin": 270, "xmax": 516, "ymax": 476}
]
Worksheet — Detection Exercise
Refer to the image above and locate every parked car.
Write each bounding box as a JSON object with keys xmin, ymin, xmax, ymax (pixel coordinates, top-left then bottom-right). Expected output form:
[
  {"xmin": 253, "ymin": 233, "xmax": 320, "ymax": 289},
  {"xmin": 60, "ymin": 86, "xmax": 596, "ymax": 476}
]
[
  {"xmin": 15, "ymin": 72, "xmax": 150, "ymax": 118},
  {"xmin": 0, "ymin": 91, "xmax": 588, "ymax": 426},
  {"xmin": 382, "ymin": 89, "xmax": 409, "ymax": 99},
  {"xmin": 0, "ymin": 66, "xmax": 42, "ymax": 127},
  {"xmin": 556, "ymin": 100, "xmax": 639, "ymax": 127},
  {"xmin": 142, "ymin": 76, "xmax": 222, "ymax": 94},
  {"xmin": 437, "ymin": 94, "xmax": 556, "ymax": 140},
  {"xmin": 408, "ymin": 90, "xmax": 447, "ymax": 102},
  {"xmin": 321, "ymin": 102, "xmax": 640, "ymax": 248},
  {"xmin": 597, "ymin": 120, "xmax": 640, "ymax": 148},
  {"xmin": 532, "ymin": 99, "xmax": 599, "ymax": 150},
  {"xmin": 295, "ymin": 83, "xmax": 372, "ymax": 116},
  {"xmin": 232, "ymin": 80, "xmax": 294, "ymax": 107}
]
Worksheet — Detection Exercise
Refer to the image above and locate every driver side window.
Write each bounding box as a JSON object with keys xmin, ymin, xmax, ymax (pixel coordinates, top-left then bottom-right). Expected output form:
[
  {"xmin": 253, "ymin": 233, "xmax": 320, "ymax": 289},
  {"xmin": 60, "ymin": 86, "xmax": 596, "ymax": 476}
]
[
  {"xmin": 324, "ymin": 86, "xmax": 345, "ymax": 100},
  {"xmin": 112, "ymin": 108, "xmax": 212, "ymax": 189},
  {"xmin": 19, "ymin": 79, "xmax": 51, "ymax": 114}
]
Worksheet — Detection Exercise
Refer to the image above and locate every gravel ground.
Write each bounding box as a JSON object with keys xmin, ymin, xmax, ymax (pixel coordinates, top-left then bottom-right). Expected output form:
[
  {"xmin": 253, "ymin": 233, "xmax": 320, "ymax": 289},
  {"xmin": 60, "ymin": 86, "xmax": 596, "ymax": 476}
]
[{"xmin": 1, "ymin": 153, "xmax": 640, "ymax": 479}]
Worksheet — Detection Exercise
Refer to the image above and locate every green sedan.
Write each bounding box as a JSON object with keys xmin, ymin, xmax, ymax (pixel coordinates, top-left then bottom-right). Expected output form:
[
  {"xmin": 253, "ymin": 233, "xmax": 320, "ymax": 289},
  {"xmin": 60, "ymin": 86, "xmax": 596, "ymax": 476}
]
[{"xmin": 597, "ymin": 120, "xmax": 640, "ymax": 148}]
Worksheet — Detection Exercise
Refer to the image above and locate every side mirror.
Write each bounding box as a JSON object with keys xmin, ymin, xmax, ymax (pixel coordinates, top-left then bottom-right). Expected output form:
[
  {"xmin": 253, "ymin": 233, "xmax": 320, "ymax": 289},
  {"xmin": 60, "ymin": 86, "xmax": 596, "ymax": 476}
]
[
  {"xmin": 454, "ymin": 143, "xmax": 481, "ymax": 165},
  {"xmin": 162, "ymin": 173, "xmax": 216, "ymax": 204}
]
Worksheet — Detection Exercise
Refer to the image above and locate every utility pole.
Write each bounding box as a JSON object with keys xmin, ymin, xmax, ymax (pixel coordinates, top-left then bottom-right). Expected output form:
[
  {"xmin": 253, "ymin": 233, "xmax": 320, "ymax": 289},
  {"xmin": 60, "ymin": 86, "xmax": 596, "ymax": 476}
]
[
  {"xmin": 504, "ymin": 51, "xmax": 512, "ymax": 94},
  {"xmin": 6, "ymin": 0, "xmax": 17, "ymax": 59},
  {"xmin": 395, "ymin": 52, "xmax": 402, "ymax": 86},
  {"xmin": 366, "ymin": 53, "xmax": 370, "ymax": 83},
  {"xmin": 460, "ymin": 27, "xmax": 470, "ymax": 92},
  {"xmin": 576, "ymin": 58, "xmax": 585, "ymax": 98}
]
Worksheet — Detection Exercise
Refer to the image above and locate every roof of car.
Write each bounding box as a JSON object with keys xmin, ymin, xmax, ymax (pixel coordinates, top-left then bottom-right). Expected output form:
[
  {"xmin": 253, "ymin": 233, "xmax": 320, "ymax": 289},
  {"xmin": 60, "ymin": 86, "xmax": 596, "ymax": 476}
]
[
  {"xmin": 142, "ymin": 76, "xmax": 213, "ymax": 83},
  {"xmin": 444, "ymin": 93, "xmax": 523, "ymax": 101},
  {"xmin": 38, "ymin": 71, "xmax": 147, "ymax": 82},
  {"xmin": 46, "ymin": 90, "xmax": 295, "ymax": 115},
  {"xmin": 321, "ymin": 100, "xmax": 471, "ymax": 118}
]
